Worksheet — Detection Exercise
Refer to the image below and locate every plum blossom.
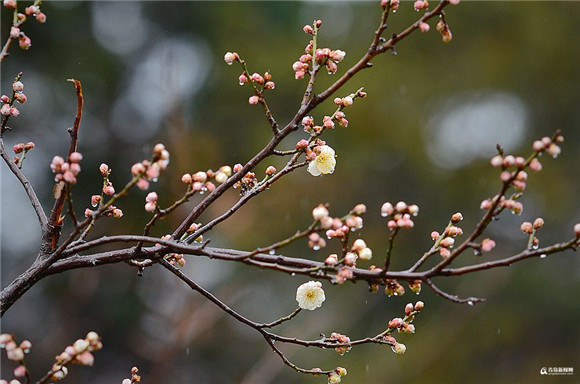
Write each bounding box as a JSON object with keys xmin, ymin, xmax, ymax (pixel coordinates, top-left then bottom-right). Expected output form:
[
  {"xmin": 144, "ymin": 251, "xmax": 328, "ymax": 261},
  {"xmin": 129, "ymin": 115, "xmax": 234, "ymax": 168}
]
[
  {"xmin": 296, "ymin": 281, "xmax": 325, "ymax": 310},
  {"xmin": 307, "ymin": 145, "xmax": 336, "ymax": 176}
]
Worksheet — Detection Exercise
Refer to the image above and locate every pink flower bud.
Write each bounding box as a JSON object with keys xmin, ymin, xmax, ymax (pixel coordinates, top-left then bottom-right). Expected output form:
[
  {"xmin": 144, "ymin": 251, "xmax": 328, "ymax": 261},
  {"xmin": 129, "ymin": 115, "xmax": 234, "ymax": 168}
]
[
  {"xmin": 431, "ymin": 231, "xmax": 440, "ymax": 240},
  {"xmin": 70, "ymin": 163, "xmax": 81, "ymax": 175},
  {"xmin": 9, "ymin": 27, "xmax": 20, "ymax": 39},
  {"xmin": 13, "ymin": 143, "xmax": 24, "ymax": 154},
  {"xmin": 529, "ymin": 158, "xmax": 542, "ymax": 172},
  {"xmin": 145, "ymin": 202, "xmax": 156, "ymax": 213},
  {"xmin": 330, "ymin": 50, "xmax": 346, "ymax": 62},
  {"xmin": 63, "ymin": 171, "xmax": 76, "ymax": 183},
  {"xmin": 145, "ymin": 192, "xmax": 158, "ymax": 203},
  {"xmin": 248, "ymin": 95, "xmax": 259, "ymax": 105},
  {"xmin": 395, "ymin": 201, "xmax": 407, "ymax": 212},
  {"xmin": 9, "ymin": 106, "xmax": 19, "ymax": 117},
  {"xmin": 414, "ymin": 0, "xmax": 428, "ymax": 10},
  {"xmin": 0, "ymin": 104, "xmax": 10, "ymax": 116},
  {"xmin": 520, "ymin": 221, "xmax": 533, "ymax": 234},
  {"xmin": 192, "ymin": 171, "xmax": 207, "ymax": 183},
  {"xmin": 14, "ymin": 93, "xmax": 27, "ymax": 103},
  {"xmin": 233, "ymin": 163, "xmax": 243, "ymax": 173},
  {"xmin": 381, "ymin": 202, "xmax": 394, "ymax": 216},
  {"xmin": 69, "ymin": 152, "xmax": 83, "ymax": 163},
  {"xmin": 238, "ymin": 73, "xmax": 249, "ymax": 85},
  {"xmin": 130, "ymin": 162, "xmax": 144, "ymax": 176},
  {"xmin": 1, "ymin": 95, "xmax": 9, "ymax": 103},
  {"xmin": 179, "ymin": 173, "xmax": 192, "ymax": 184},
  {"xmin": 439, "ymin": 248, "xmax": 451, "ymax": 258},
  {"xmin": 440, "ymin": 237, "xmax": 455, "ymax": 248},
  {"xmin": 250, "ymin": 73, "xmax": 264, "ymax": 84},
  {"xmin": 405, "ymin": 303, "xmax": 414, "ymax": 315},
  {"xmin": 223, "ymin": 52, "xmax": 238, "ymax": 65},
  {"xmin": 533, "ymin": 218, "xmax": 544, "ymax": 229},
  {"xmin": 500, "ymin": 171, "xmax": 512, "ymax": 182},
  {"xmin": 3, "ymin": 0, "xmax": 17, "ymax": 9},
  {"xmin": 573, "ymin": 223, "xmax": 580, "ymax": 237},
  {"xmin": 103, "ymin": 184, "xmax": 115, "ymax": 196},
  {"xmin": 325, "ymin": 254, "xmax": 338, "ymax": 265},
  {"xmin": 36, "ymin": 12, "xmax": 46, "ymax": 23},
  {"xmin": 265, "ymin": 165, "xmax": 276, "ymax": 175},
  {"xmin": 303, "ymin": 24, "xmax": 314, "ymax": 34},
  {"xmin": 136, "ymin": 178, "xmax": 150, "ymax": 190},
  {"xmin": 25, "ymin": 5, "xmax": 39, "ymax": 15},
  {"xmin": 490, "ymin": 155, "xmax": 503, "ymax": 168},
  {"xmin": 19, "ymin": 34, "xmax": 31, "ymax": 50},
  {"xmin": 112, "ymin": 208, "xmax": 123, "ymax": 218},
  {"xmin": 547, "ymin": 143, "xmax": 561, "ymax": 158},
  {"xmin": 264, "ymin": 81, "xmax": 275, "ymax": 90},
  {"xmin": 532, "ymin": 140, "xmax": 545, "ymax": 152},
  {"xmin": 419, "ymin": 22, "xmax": 430, "ymax": 33},
  {"xmin": 481, "ymin": 238, "xmax": 496, "ymax": 252},
  {"xmin": 205, "ymin": 181, "xmax": 216, "ymax": 192},
  {"xmin": 14, "ymin": 365, "xmax": 26, "ymax": 377},
  {"xmin": 388, "ymin": 317, "xmax": 403, "ymax": 329},
  {"xmin": 76, "ymin": 351, "xmax": 94, "ymax": 366}
]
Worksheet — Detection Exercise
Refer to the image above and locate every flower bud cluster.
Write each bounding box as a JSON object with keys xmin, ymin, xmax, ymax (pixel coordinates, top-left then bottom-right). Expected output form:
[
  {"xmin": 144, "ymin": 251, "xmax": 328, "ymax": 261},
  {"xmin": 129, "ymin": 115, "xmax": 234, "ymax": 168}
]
[
  {"xmin": 181, "ymin": 168, "xmax": 223, "ymax": 195},
  {"xmin": 11, "ymin": 141, "xmax": 34, "ymax": 166},
  {"xmin": 430, "ymin": 212, "xmax": 464, "ymax": 258},
  {"xmin": 532, "ymin": 134, "xmax": 564, "ymax": 159},
  {"xmin": 49, "ymin": 331, "xmax": 102, "ymax": 382},
  {"xmin": 329, "ymin": 332, "xmax": 351, "ymax": 355},
  {"xmin": 121, "ymin": 366, "xmax": 141, "ymax": 384},
  {"xmin": 308, "ymin": 232, "xmax": 326, "ymax": 251},
  {"xmin": 165, "ymin": 253, "xmax": 186, "ymax": 267},
  {"xmin": 318, "ymin": 203, "xmax": 365, "ymax": 240},
  {"xmin": 0, "ymin": 334, "xmax": 31, "ymax": 381},
  {"xmin": 3, "ymin": 1, "xmax": 46, "ymax": 51},
  {"xmin": 381, "ymin": 0, "xmax": 400, "ymax": 11},
  {"xmin": 292, "ymin": 21, "xmax": 347, "ymax": 79},
  {"xmin": 408, "ymin": 279, "xmax": 421, "ymax": 294},
  {"xmin": 351, "ymin": 238, "xmax": 373, "ymax": 261},
  {"xmin": 238, "ymin": 70, "xmax": 275, "ymax": 105},
  {"xmin": 480, "ymin": 194, "xmax": 524, "ymax": 216},
  {"xmin": 1, "ymin": 79, "xmax": 27, "ymax": 118},
  {"xmin": 234, "ymin": 169, "xmax": 257, "ymax": 195},
  {"xmin": 50, "ymin": 152, "xmax": 82, "ymax": 184},
  {"xmin": 130, "ymin": 143, "xmax": 170, "ymax": 190},
  {"xmin": 145, "ymin": 191, "xmax": 158, "ymax": 213},
  {"xmin": 413, "ymin": 0, "xmax": 429, "ymax": 11},
  {"xmin": 385, "ymin": 279, "xmax": 405, "ymax": 297},
  {"xmin": 381, "ymin": 201, "xmax": 418, "ymax": 230},
  {"xmin": 327, "ymin": 367, "xmax": 347, "ymax": 384}
]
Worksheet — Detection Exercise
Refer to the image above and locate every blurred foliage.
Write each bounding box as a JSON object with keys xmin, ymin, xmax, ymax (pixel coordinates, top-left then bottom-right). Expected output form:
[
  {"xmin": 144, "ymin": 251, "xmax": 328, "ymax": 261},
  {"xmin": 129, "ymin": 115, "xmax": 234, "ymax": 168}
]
[{"xmin": 1, "ymin": 2, "xmax": 579, "ymax": 383}]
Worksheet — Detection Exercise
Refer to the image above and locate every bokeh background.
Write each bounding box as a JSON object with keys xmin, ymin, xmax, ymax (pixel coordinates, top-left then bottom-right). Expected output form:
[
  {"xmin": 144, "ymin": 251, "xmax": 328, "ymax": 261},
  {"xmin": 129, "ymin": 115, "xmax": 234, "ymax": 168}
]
[{"xmin": 1, "ymin": 1, "xmax": 579, "ymax": 383}]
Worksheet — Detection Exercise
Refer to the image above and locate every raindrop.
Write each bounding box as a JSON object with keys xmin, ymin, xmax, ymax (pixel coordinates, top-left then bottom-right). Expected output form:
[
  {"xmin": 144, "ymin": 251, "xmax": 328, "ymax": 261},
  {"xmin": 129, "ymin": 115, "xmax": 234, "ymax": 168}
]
[
  {"xmin": 532, "ymin": 244, "xmax": 539, "ymax": 250},
  {"xmin": 313, "ymin": 245, "xmax": 320, "ymax": 251},
  {"xmin": 91, "ymin": 259, "xmax": 97, "ymax": 266},
  {"xmin": 381, "ymin": 212, "xmax": 388, "ymax": 217},
  {"xmin": 269, "ymin": 249, "xmax": 276, "ymax": 255},
  {"xmin": 291, "ymin": 273, "xmax": 296, "ymax": 276},
  {"xmin": 91, "ymin": 202, "xmax": 98, "ymax": 208},
  {"xmin": 415, "ymin": 291, "xmax": 420, "ymax": 296},
  {"xmin": 473, "ymin": 249, "xmax": 482, "ymax": 256},
  {"xmin": 540, "ymin": 254, "xmax": 547, "ymax": 259},
  {"xmin": 152, "ymin": 177, "xmax": 158, "ymax": 182},
  {"xmin": 467, "ymin": 300, "xmax": 474, "ymax": 306}
]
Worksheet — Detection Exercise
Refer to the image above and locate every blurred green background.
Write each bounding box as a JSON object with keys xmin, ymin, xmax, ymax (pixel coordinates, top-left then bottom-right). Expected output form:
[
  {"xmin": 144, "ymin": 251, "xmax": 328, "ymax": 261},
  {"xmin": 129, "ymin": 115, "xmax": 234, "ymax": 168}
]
[{"xmin": 1, "ymin": 1, "xmax": 579, "ymax": 383}]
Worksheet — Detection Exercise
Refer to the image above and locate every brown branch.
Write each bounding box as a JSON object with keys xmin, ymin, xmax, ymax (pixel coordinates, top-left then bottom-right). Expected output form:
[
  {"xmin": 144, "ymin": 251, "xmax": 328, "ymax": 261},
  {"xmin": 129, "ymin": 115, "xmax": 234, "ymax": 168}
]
[{"xmin": 45, "ymin": 79, "xmax": 84, "ymax": 252}]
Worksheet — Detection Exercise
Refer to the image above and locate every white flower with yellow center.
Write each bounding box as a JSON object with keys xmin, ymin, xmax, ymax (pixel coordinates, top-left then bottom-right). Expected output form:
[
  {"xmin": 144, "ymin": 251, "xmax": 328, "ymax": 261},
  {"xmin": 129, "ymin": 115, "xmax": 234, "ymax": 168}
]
[
  {"xmin": 296, "ymin": 281, "xmax": 326, "ymax": 310},
  {"xmin": 308, "ymin": 145, "xmax": 336, "ymax": 176}
]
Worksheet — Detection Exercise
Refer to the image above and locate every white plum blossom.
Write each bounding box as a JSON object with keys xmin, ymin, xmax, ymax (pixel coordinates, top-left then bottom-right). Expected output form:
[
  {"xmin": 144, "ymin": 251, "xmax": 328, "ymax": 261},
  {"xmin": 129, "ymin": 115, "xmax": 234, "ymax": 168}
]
[
  {"xmin": 296, "ymin": 281, "xmax": 325, "ymax": 310},
  {"xmin": 308, "ymin": 145, "xmax": 336, "ymax": 176}
]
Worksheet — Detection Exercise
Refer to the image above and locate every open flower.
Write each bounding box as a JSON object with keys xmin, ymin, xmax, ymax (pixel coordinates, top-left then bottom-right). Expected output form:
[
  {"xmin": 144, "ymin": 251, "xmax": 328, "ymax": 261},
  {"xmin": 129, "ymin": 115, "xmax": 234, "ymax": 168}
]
[
  {"xmin": 308, "ymin": 145, "xmax": 336, "ymax": 176},
  {"xmin": 296, "ymin": 281, "xmax": 325, "ymax": 310}
]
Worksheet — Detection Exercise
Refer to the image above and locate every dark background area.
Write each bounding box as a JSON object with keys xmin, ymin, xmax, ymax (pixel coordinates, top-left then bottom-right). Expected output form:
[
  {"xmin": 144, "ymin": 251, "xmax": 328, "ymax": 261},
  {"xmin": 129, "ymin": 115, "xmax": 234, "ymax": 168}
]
[{"xmin": 1, "ymin": 2, "xmax": 579, "ymax": 383}]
